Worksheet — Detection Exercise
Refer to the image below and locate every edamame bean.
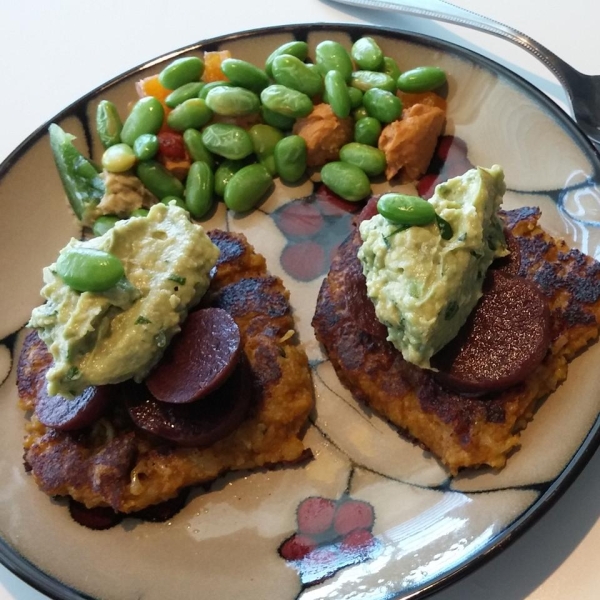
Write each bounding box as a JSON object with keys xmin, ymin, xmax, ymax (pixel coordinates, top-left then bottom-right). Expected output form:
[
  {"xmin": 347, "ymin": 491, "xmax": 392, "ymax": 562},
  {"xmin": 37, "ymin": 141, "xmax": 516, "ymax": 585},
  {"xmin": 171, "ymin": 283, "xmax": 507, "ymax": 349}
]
[
  {"xmin": 214, "ymin": 159, "xmax": 247, "ymax": 196},
  {"xmin": 201, "ymin": 124, "xmax": 253, "ymax": 160},
  {"xmin": 198, "ymin": 81, "xmax": 233, "ymax": 100},
  {"xmin": 205, "ymin": 86, "xmax": 260, "ymax": 116},
  {"xmin": 354, "ymin": 117, "xmax": 382, "ymax": 147},
  {"xmin": 315, "ymin": 40, "xmax": 353, "ymax": 82},
  {"xmin": 165, "ymin": 82, "xmax": 205, "ymax": 108},
  {"xmin": 347, "ymin": 86, "xmax": 363, "ymax": 109},
  {"xmin": 185, "ymin": 161, "xmax": 214, "ymax": 218},
  {"xmin": 351, "ymin": 37, "xmax": 384, "ymax": 71},
  {"xmin": 183, "ymin": 129, "xmax": 215, "ymax": 168},
  {"xmin": 271, "ymin": 55, "xmax": 323, "ymax": 98},
  {"xmin": 350, "ymin": 71, "xmax": 396, "ymax": 93},
  {"xmin": 261, "ymin": 105, "xmax": 296, "ymax": 130},
  {"xmin": 377, "ymin": 193, "xmax": 436, "ymax": 225},
  {"xmin": 397, "ymin": 66, "xmax": 447, "ymax": 93},
  {"xmin": 131, "ymin": 208, "xmax": 149, "ymax": 217},
  {"xmin": 250, "ymin": 124, "xmax": 283, "ymax": 176},
  {"xmin": 56, "ymin": 247, "xmax": 125, "ymax": 293},
  {"xmin": 324, "ymin": 70, "xmax": 351, "ymax": 119},
  {"xmin": 320, "ymin": 161, "xmax": 371, "ymax": 201},
  {"xmin": 136, "ymin": 160, "xmax": 185, "ymax": 199},
  {"xmin": 363, "ymin": 88, "xmax": 402, "ymax": 123},
  {"xmin": 121, "ymin": 97, "xmax": 164, "ymax": 146},
  {"xmin": 92, "ymin": 215, "xmax": 120, "ymax": 237},
  {"xmin": 221, "ymin": 58, "xmax": 270, "ymax": 93},
  {"xmin": 274, "ymin": 135, "xmax": 307, "ymax": 183},
  {"xmin": 265, "ymin": 40, "xmax": 309, "ymax": 77},
  {"xmin": 96, "ymin": 100, "xmax": 122, "ymax": 149},
  {"xmin": 382, "ymin": 56, "xmax": 401, "ymax": 81},
  {"xmin": 225, "ymin": 164, "xmax": 273, "ymax": 212},
  {"xmin": 353, "ymin": 106, "xmax": 369, "ymax": 120},
  {"xmin": 159, "ymin": 56, "xmax": 204, "ymax": 90},
  {"xmin": 133, "ymin": 134, "xmax": 159, "ymax": 161},
  {"xmin": 167, "ymin": 98, "xmax": 212, "ymax": 131},
  {"xmin": 260, "ymin": 85, "xmax": 313, "ymax": 118},
  {"xmin": 339, "ymin": 143, "xmax": 386, "ymax": 177},
  {"xmin": 101, "ymin": 143, "xmax": 136, "ymax": 173},
  {"xmin": 161, "ymin": 195, "xmax": 187, "ymax": 209}
]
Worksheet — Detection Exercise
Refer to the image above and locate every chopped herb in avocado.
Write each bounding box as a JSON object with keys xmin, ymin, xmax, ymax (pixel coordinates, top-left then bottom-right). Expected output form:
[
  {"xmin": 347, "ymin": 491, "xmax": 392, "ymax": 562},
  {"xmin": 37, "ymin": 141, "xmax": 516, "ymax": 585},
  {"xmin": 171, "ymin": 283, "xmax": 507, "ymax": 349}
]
[{"xmin": 168, "ymin": 274, "xmax": 186, "ymax": 285}]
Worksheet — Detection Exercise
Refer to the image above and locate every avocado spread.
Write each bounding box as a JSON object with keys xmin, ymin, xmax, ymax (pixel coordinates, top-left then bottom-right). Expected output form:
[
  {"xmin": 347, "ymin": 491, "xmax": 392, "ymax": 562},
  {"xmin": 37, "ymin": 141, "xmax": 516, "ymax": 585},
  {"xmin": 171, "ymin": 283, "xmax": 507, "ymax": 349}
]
[
  {"xmin": 358, "ymin": 165, "xmax": 507, "ymax": 368},
  {"xmin": 29, "ymin": 203, "xmax": 219, "ymax": 397}
]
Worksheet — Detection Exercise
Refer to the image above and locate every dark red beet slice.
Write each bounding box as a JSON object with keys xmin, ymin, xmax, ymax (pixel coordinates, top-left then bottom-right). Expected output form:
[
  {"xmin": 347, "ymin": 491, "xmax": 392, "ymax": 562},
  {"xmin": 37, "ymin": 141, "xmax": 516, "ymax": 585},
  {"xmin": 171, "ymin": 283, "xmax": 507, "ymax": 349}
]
[
  {"xmin": 431, "ymin": 272, "xmax": 551, "ymax": 395},
  {"xmin": 69, "ymin": 500, "xmax": 123, "ymax": 530},
  {"xmin": 126, "ymin": 358, "xmax": 252, "ymax": 447},
  {"xmin": 146, "ymin": 308, "xmax": 241, "ymax": 404},
  {"xmin": 36, "ymin": 385, "xmax": 112, "ymax": 431}
]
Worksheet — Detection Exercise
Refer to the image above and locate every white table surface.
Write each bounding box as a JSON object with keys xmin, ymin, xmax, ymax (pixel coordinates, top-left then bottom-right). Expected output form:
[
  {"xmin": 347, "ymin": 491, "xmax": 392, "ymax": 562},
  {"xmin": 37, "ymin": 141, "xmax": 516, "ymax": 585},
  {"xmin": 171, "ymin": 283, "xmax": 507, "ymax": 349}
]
[{"xmin": 1, "ymin": 0, "xmax": 598, "ymax": 598}]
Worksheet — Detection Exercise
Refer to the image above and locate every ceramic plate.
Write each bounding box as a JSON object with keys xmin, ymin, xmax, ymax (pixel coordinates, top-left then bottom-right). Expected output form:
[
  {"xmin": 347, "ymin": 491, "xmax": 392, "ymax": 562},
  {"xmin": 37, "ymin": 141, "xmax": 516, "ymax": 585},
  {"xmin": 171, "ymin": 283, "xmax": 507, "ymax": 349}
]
[{"xmin": 1, "ymin": 23, "xmax": 600, "ymax": 600}]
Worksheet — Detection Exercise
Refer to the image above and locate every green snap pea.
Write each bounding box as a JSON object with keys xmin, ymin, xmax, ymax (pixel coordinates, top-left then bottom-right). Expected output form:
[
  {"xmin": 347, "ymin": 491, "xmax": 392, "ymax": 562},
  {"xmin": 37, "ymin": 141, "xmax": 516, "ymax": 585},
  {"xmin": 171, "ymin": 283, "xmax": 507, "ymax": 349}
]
[
  {"xmin": 350, "ymin": 70, "xmax": 396, "ymax": 93},
  {"xmin": 198, "ymin": 81, "xmax": 233, "ymax": 100},
  {"xmin": 353, "ymin": 106, "xmax": 369, "ymax": 120},
  {"xmin": 274, "ymin": 135, "xmax": 307, "ymax": 183},
  {"xmin": 315, "ymin": 40, "xmax": 353, "ymax": 83},
  {"xmin": 324, "ymin": 70, "xmax": 351, "ymax": 119},
  {"xmin": 397, "ymin": 66, "xmax": 447, "ymax": 93},
  {"xmin": 271, "ymin": 55, "xmax": 323, "ymax": 98},
  {"xmin": 165, "ymin": 82, "xmax": 205, "ymax": 108},
  {"xmin": 183, "ymin": 129, "xmax": 215, "ymax": 169},
  {"xmin": 224, "ymin": 164, "xmax": 273, "ymax": 212},
  {"xmin": 56, "ymin": 247, "xmax": 125, "ymax": 293},
  {"xmin": 201, "ymin": 123, "xmax": 253, "ymax": 160},
  {"xmin": 377, "ymin": 193, "xmax": 436, "ymax": 226},
  {"xmin": 382, "ymin": 56, "xmax": 401, "ymax": 81},
  {"xmin": 131, "ymin": 208, "xmax": 149, "ymax": 217},
  {"xmin": 363, "ymin": 88, "xmax": 402, "ymax": 123},
  {"xmin": 166, "ymin": 98, "xmax": 212, "ymax": 131},
  {"xmin": 214, "ymin": 159, "xmax": 247, "ymax": 196},
  {"xmin": 92, "ymin": 215, "xmax": 120, "ymax": 237},
  {"xmin": 120, "ymin": 97, "xmax": 164, "ymax": 146},
  {"xmin": 320, "ymin": 161, "xmax": 371, "ymax": 202},
  {"xmin": 96, "ymin": 100, "xmax": 122, "ymax": 149},
  {"xmin": 158, "ymin": 56, "xmax": 204, "ymax": 90},
  {"xmin": 260, "ymin": 85, "xmax": 313, "ymax": 118},
  {"xmin": 354, "ymin": 117, "xmax": 382, "ymax": 147},
  {"xmin": 205, "ymin": 86, "xmax": 260, "ymax": 116},
  {"xmin": 261, "ymin": 105, "xmax": 296, "ymax": 130},
  {"xmin": 133, "ymin": 134, "xmax": 159, "ymax": 161},
  {"xmin": 221, "ymin": 58, "xmax": 270, "ymax": 93},
  {"xmin": 351, "ymin": 37, "xmax": 384, "ymax": 71},
  {"xmin": 161, "ymin": 195, "xmax": 187, "ymax": 209},
  {"xmin": 264, "ymin": 40, "xmax": 309, "ymax": 78},
  {"xmin": 185, "ymin": 161, "xmax": 214, "ymax": 218},
  {"xmin": 347, "ymin": 86, "xmax": 363, "ymax": 109},
  {"xmin": 101, "ymin": 143, "xmax": 136, "ymax": 173},
  {"xmin": 339, "ymin": 143, "xmax": 386, "ymax": 177},
  {"xmin": 136, "ymin": 160, "xmax": 185, "ymax": 199}
]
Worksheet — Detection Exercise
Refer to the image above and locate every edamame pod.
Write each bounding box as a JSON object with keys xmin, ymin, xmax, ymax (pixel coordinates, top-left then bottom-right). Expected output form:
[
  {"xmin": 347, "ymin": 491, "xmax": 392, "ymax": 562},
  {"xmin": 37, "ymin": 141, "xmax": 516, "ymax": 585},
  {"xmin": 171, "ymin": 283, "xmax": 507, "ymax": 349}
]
[
  {"xmin": 363, "ymin": 88, "xmax": 402, "ymax": 123},
  {"xmin": 324, "ymin": 70, "xmax": 351, "ymax": 118},
  {"xmin": 96, "ymin": 100, "xmax": 122, "ymax": 149},
  {"xmin": 221, "ymin": 58, "xmax": 270, "ymax": 93},
  {"xmin": 133, "ymin": 134, "xmax": 159, "ymax": 161},
  {"xmin": 56, "ymin": 247, "xmax": 125, "ymax": 293},
  {"xmin": 183, "ymin": 129, "xmax": 215, "ymax": 168},
  {"xmin": 264, "ymin": 40, "xmax": 309, "ymax": 77},
  {"xmin": 224, "ymin": 164, "xmax": 272, "ymax": 212},
  {"xmin": 351, "ymin": 37, "xmax": 384, "ymax": 71},
  {"xmin": 92, "ymin": 215, "xmax": 120, "ymax": 237},
  {"xmin": 167, "ymin": 98, "xmax": 212, "ymax": 131},
  {"xmin": 274, "ymin": 135, "xmax": 307, "ymax": 183},
  {"xmin": 354, "ymin": 117, "xmax": 382, "ymax": 147},
  {"xmin": 214, "ymin": 159, "xmax": 247, "ymax": 196},
  {"xmin": 350, "ymin": 70, "xmax": 396, "ymax": 93},
  {"xmin": 339, "ymin": 142, "xmax": 386, "ymax": 177},
  {"xmin": 199, "ymin": 81, "xmax": 233, "ymax": 100},
  {"xmin": 205, "ymin": 86, "xmax": 260, "ymax": 116},
  {"xmin": 397, "ymin": 66, "xmax": 447, "ymax": 93},
  {"xmin": 271, "ymin": 55, "xmax": 323, "ymax": 97},
  {"xmin": 261, "ymin": 105, "xmax": 296, "ymax": 130},
  {"xmin": 320, "ymin": 161, "xmax": 371, "ymax": 201},
  {"xmin": 121, "ymin": 97, "xmax": 164, "ymax": 146},
  {"xmin": 315, "ymin": 40, "xmax": 353, "ymax": 83},
  {"xmin": 165, "ymin": 82, "xmax": 205, "ymax": 108},
  {"xmin": 377, "ymin": 193, "xmax": 436, "ymax": 225},
  {"xmin": 201, "ymin": 124, "xmax": 253, "ymax": 160},
  {"xmin": 185, "ymin": 161, "xmax": 214, "ymax": 218},
  {"xmin": 136, "ymin": 160, "xmax": 185, "ymax": 199},
  {"xmin": 260, "ymin": 84, "xmax": 313, "ymax": 118},
  {"xmin": 102, "ymin": 143, "xmax": 136, "ymax": 173},
  {"xmin": 159, "ymin": 56, "xmax": 204, "ymax": 90}
]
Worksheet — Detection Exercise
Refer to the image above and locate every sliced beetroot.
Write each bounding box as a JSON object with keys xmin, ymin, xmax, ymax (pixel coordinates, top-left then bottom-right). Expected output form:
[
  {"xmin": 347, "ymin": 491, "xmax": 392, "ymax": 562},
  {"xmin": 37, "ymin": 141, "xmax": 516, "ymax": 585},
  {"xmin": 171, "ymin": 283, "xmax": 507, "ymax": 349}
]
[
  {"xmin": 68, "ymin": 500, "xmax": 123, "ymax": 530},
  {"xmin": 146, "ymin": 308, "xmax": 241, "ymax": 404},
  {"xmin": 36, "ymin": 385, "xmax": 112, "ymax": 431},
  {"xmin": 127, "ymin": 358, "xmax": 251, "ymax": 447},
  {"xmin": 431, "ymin": 272, "xmax": 551, "ymax": 395}
]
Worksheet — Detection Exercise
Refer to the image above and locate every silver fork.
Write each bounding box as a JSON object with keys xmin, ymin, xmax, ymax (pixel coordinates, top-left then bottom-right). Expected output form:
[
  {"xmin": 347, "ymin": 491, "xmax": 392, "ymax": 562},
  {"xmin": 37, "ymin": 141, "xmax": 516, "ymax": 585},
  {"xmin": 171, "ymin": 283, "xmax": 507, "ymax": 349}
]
[{"xmin": 328, "ymin": 0, "xmax": 600, "ymax": 151}]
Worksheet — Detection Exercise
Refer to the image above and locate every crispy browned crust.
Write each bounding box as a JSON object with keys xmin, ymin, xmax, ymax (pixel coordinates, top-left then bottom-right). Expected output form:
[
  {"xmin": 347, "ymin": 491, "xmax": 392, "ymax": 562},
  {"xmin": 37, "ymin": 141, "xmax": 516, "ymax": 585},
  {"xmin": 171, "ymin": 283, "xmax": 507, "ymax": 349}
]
[
  {"xmin": 18, "ymin": 231, "xmax": 314, "ymax": 512},
  {"xmin": 312, "ymin": 207, "xmax": 600, "ymax": 473}
]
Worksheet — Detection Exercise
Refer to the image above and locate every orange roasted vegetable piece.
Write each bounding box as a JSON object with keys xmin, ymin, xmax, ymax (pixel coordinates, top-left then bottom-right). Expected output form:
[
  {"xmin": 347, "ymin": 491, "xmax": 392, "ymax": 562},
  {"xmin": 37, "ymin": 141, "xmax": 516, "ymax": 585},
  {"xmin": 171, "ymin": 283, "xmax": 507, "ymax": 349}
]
[
  {"xmin": 202, "ymin": 50, "xmax": 231, "ymax": 83},
  {"xmin": 397, "ymin": 91, "xmax": 447, "ymax": 112},
  {"xmin": 135, "ymin": 75, "xmax": 171, "ymax": 103}
]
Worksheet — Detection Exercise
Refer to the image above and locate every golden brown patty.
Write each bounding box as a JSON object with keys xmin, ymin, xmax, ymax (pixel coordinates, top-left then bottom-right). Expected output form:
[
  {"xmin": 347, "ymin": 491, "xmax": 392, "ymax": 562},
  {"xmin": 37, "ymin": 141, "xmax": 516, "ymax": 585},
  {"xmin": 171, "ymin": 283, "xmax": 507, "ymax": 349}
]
[
  {"xmin": 312, "ymin": 206, "xmax": 600, "ymax": 473},
  {"xmin": 17, "ymin": 231, "xmax": 314, "ymax": 512}
]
